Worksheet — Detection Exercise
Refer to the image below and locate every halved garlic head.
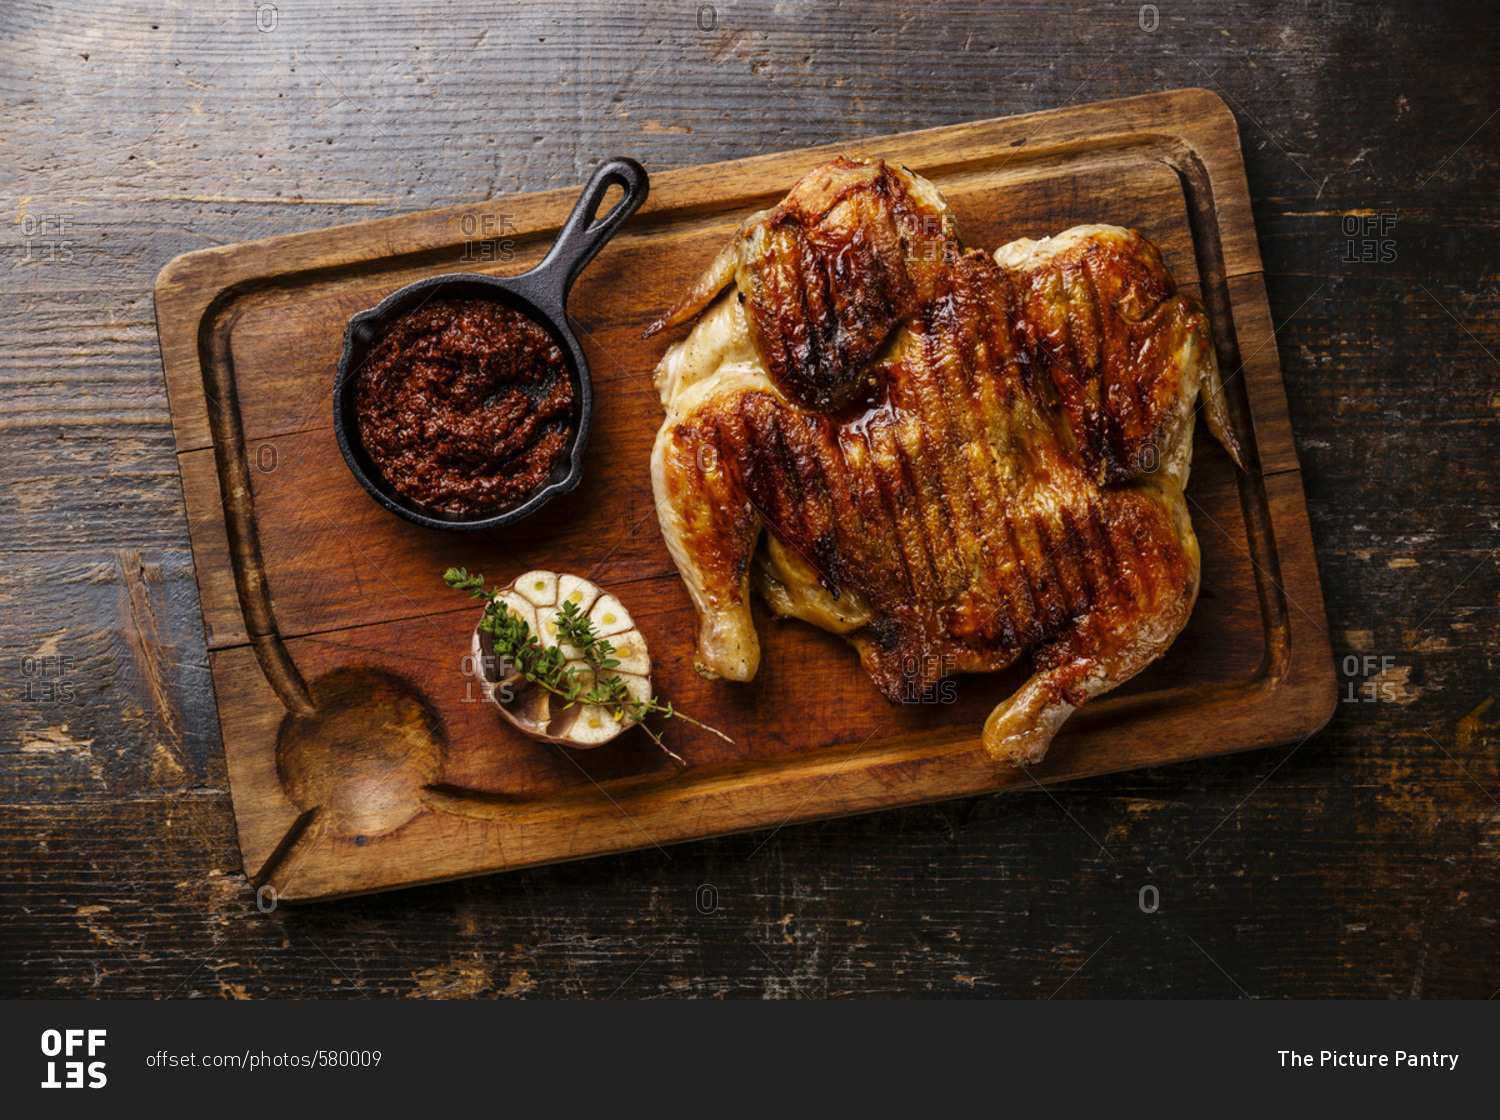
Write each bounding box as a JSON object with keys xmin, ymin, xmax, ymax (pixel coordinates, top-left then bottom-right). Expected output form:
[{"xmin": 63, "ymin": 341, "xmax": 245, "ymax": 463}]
[{"xmin": 471, "ymin": 570, "xmax": 651, "ymax": 749}]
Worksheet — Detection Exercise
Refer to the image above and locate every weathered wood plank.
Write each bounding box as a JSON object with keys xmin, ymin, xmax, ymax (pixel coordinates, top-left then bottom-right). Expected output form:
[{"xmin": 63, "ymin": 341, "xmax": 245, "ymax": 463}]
[{"xmin": 1, "ymin": 0, "xmax": 1494, "ymax": 997}]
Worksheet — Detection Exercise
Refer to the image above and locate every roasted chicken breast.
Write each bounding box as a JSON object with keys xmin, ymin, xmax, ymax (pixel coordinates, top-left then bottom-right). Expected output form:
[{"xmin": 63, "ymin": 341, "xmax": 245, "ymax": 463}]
[{"xmin": 646, "ymin": 157, "xmax": 1245, "ymax": 765}]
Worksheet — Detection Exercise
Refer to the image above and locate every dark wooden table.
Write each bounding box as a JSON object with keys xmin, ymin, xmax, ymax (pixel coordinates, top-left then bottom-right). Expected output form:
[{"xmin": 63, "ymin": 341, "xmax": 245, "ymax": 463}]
[{"xmin": 3, "ymin": 0, "xmax": 1495, "ymax": 999}]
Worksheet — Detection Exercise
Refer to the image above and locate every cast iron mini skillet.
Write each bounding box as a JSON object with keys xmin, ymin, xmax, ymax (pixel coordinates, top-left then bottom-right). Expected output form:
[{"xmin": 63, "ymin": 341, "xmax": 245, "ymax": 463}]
[{"xmin": 332, "ymin": 156, "xmax": 649, "ymax": 532}]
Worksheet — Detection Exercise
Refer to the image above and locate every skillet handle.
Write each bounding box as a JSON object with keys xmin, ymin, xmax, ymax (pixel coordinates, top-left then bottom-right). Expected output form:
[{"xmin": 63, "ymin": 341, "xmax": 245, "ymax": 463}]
[{"xmin": 524, "ymin": 157, "xmax": 649, "ymax": 311}]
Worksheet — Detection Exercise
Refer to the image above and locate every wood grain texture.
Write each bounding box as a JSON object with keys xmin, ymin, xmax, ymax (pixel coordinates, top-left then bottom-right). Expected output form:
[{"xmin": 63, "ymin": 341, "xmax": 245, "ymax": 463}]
[{"xmin": 1, "ymin": 0, "xmax": 1495, "ymax": 995}]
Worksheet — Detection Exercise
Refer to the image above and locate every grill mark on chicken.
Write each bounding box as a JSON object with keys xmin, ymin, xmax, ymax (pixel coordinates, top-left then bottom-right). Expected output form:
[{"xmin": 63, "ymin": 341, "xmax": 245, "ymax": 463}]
[
  {"xmin": 920, "ymin": 324, "xmax": 992, "ymax": 621},
  {"xmin": 848, "ymin": 416, "xmax": 915, "ymax": 605},
  {"xmin": 911, "ymin": 333, "xmax": 974, "ymax": 604},
  {"xmin": 650, "ymin": 157, "xmax": 1244, "ymax": 763},
  {"xmin": 899, "ymin": 412, "xmax": 948, "ymax": 604},
  {"xmin": 778, "ymin": 409, "xmax": 838, "ymax": 591},
  {"xmin": 955, "ymin": 360, "xmax": 1023, "ymax": 646}
]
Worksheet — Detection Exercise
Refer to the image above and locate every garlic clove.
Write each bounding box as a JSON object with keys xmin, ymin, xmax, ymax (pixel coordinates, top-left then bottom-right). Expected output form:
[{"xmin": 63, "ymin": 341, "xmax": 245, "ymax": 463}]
[
  {"xmin": 556, "ymin": 574, "xmax": 601, "ymax": 616},
  {"xmin": 588, "ymin": 594, "xmax": 633, "ymax": 638},
  {"xmin": 616, "ymin": 672, "xmax": 651, "ymax": 706},
  {"xmin": 531, "ymin": 608, "xmax": 588, "ymax": 671},
  {"xmin": 514, "ymin": 570, "xmax": 559, "ymax": 609},
  {"xmin": 521, "ymin": 687, "xmax": 551, "ymax": 730},
  {"xmin": 567, "ymin": 703, "xmax": 626, "ymax": 746},
  {"xmin": 535, "ymin": 606, "xmax": 562, "ymax": 650},
  {"xmin": 495, "ymin": 590, "xmax": 537, "ymax": 633},
  {"xmin": 608, "ymin": 635, "xmax": 651, "ymax": 677},
  {"xmin": 534, "ymin": 605, "xmax": 586, "ymax": 659}
]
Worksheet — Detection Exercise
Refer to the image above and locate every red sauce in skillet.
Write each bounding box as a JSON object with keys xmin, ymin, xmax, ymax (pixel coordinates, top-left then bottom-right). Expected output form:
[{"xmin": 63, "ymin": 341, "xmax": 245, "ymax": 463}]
[{"xmin": 354, "ymin": 298, "xmax": 574, "ymax": 516}]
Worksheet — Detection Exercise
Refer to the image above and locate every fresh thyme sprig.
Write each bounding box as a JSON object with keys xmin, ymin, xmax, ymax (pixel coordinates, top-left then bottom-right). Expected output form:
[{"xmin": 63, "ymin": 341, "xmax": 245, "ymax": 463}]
[{"xmin": 444, "ymin": 568, "xmax": 732, "ymax": 752}]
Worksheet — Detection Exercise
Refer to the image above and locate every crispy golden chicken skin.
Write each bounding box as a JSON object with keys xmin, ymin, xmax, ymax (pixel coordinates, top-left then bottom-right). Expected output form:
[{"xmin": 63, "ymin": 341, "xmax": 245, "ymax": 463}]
[{"xmin": 647, "ymin": 157, "xmax": 1244, "ymax": 765}]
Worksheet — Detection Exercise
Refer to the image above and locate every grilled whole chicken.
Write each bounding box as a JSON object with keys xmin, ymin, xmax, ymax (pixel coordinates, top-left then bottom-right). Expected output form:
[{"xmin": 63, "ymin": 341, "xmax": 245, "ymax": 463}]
[{"xmin": 645, "ymin": 157, "xmax": 1245, "ymax": 766}]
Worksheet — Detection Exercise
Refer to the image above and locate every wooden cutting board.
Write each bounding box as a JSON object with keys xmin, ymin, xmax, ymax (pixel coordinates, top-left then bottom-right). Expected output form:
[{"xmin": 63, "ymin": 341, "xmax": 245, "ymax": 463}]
[{"xmin": 154, "ymin": 88, "xmax": 1335, "ymax": 902}]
